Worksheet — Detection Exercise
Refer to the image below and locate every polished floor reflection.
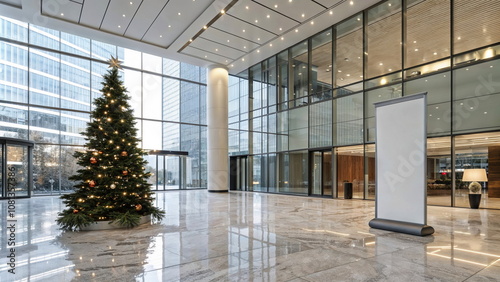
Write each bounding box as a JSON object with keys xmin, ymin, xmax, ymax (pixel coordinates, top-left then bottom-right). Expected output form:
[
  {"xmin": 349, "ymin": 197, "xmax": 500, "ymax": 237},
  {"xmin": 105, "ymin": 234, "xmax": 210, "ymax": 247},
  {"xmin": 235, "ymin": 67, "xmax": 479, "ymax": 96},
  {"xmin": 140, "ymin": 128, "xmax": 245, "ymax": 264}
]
[{"xmin": 1, "ymin": 191, "xmax": 500, "ymax": 281}]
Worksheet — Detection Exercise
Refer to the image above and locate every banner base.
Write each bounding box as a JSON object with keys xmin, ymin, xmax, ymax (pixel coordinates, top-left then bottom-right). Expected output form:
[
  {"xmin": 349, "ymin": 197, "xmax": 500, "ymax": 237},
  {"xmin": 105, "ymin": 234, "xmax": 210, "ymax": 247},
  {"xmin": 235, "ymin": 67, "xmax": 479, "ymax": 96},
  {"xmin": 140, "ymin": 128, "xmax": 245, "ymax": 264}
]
[{"xmin": 369, "ymin": 218, "xmax": 434, "ymax": 236}]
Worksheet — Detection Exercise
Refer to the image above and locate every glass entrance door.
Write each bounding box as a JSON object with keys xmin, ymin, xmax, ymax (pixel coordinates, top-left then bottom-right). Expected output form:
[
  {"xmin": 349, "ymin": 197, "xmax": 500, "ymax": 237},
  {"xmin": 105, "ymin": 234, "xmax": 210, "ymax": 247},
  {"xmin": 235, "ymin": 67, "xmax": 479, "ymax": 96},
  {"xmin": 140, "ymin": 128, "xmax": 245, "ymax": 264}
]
[
  {"xmin": 6, "ymin": 145, "xmax": 30, "ymax": 197},
  {"xmin": 310, "ymin": 150, "xmax": 333, "ymax": 197},
  {"xmin": 145, "ymin": 153, "xmax": 187, "ymax": 190}
]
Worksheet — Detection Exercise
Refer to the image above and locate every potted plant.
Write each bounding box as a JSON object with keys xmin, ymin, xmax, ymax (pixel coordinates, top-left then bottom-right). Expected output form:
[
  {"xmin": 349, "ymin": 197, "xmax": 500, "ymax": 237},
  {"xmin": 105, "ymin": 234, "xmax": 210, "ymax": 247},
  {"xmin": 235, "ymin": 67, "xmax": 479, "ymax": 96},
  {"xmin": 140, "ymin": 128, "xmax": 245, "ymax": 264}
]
[{"xmin": 468, "ymin": 181, "xmax": 482, "ymax": 209}]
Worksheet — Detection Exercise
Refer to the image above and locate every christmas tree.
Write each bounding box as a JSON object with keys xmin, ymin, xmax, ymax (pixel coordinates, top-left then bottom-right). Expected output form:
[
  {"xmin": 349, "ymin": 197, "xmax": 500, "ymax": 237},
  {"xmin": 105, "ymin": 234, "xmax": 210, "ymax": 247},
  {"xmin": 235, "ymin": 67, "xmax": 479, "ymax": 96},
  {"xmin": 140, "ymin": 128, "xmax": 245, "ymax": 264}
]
[{"xmin": 57, "ymin": 57, "xmax": 164, "ymax": 231}]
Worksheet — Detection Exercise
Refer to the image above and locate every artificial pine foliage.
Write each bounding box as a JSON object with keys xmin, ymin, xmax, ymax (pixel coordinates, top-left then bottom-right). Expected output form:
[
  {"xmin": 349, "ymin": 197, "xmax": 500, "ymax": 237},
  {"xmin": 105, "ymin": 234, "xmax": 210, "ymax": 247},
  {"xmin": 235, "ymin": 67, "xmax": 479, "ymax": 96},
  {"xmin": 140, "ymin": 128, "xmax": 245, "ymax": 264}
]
[{"xmin": 57, "ymin": 58, "xmax": 164, "ymax": 231}]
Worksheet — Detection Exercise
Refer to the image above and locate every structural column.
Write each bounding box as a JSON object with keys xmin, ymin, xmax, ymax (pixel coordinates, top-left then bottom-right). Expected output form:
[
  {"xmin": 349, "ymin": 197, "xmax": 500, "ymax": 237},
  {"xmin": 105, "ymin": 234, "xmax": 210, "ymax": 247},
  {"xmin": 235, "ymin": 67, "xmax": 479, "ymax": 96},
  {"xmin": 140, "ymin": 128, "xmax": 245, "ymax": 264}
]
[{"xmin": 207, "ymin": 65, "xmax": 228, "ymax": 192}]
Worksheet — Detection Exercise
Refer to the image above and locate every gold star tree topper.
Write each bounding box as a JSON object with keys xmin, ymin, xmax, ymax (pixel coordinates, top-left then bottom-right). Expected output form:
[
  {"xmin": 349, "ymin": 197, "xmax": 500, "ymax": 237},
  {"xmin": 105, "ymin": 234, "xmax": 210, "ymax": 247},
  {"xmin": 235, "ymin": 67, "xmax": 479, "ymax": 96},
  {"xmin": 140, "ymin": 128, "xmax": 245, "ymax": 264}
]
[{"xmin": 107, "ymin": 56, "xmax": 123, "ymax": 69}]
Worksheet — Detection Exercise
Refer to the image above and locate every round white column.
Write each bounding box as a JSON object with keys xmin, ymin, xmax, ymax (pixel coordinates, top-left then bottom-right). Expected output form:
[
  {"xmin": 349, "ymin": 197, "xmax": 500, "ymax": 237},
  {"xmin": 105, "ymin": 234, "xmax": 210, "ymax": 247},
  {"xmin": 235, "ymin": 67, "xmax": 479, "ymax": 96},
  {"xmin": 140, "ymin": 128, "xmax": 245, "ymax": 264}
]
[{"xmin": 207, "ymin": 66, "xmax": 228, "ymax": 192}]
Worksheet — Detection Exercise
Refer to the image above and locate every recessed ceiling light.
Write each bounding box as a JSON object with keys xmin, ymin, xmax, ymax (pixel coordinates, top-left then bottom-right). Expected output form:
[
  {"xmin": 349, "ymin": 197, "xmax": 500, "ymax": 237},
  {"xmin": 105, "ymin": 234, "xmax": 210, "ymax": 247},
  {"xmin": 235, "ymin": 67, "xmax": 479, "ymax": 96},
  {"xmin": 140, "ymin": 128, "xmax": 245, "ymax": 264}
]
[
  {"xmin": 244, "ymin": 46, "xmax": 246, "ymax": 49},
  {"xmin": 221, "ymin": 10, "xmax": 225, "ymax": 14},
  {"xmin": 301, "ymin": 13, "xmax": 305, "ymax": 17},
  {"xmin": 289, "ymin": 0, "xmax": 292, "ymax": 2},
  {"xmin": 457, "ymin": 36, "xmax": 461, "ymax": 40},
  {"xmin": 329, "ymin": 10, "xmax": 333, "ymax": 15},
  {"xmin": 160, "ymin": 35, "xmax": 162, "ymax": 37},
  {"xmin": 295, "ymin": 29, "xmax": 298, "ymax": 32},
  {"xmin": 257, "ymin": 50, "xmax": 260, "ymax": 53},
  {"xmin": 388, "ymin": 68, "xmax": 392, "ymax": 71},
  {"xmin": 350, "ymin": 1, "xmax": 354, "ymax": 5},
  {"xmin": 388, "ymin": 3, "xmax": 392, "ymax": 6},
  {"xmin": 257, "ymin": 38, "xmax": 260, "ymax": 40},
  {"xmin": 413, "ymin": 40, "xmax": 417, "ymax": 43},
  {"xmin": 267, "ymin": 15, "xmax": 270, "ymax": 18},
  {"xmin": 189, "ymin": 39, "xmax": 193, "ymax": 42},
  {"xmin": 225, "ymin": 60, "xmax": 228, "ymax": 62},
  {"xmin": 433, "ymin": 52, "xmax": 437, "ymax": 55},
  {"xmin": 242, "ymin": 58, "xmax": 245, "ymax": 61},
  {"xmin": 310, "ymin": 21, "xmax": 314, "ymax": 25},
  {"xmin": 338, "ymin": 70, "xmax": 342, "ymax": 73},
  {"xmin": 379, "ymin": 63, "xmax": 383, "ymax": 66},
  {"xmin": 227, "ymin": 39, "xmax": 230, "ymax": 42},
  {"xmin": 243, "ymin": 29, "xmax": 246, "ymax": 32},
  {"xmin": 415, "ymin": 48, "xmax": 419, "ymax": 51},
  {"xmin": 255, "ymin": 20, "xmax": 258, "ymax": 23},
  {"xmin": 122, "ymin": 14, "xmax": 126, "ymax": 17},
  {"xmin": 279, "ymin": 27, "xmax": 282, "ymax": 31},
  {"xmin": 270, "ymin": 43, "xmax": 273, "ymax": 47},
  {"xmin": 203, "ymin": 26, "xmax": 207, "ymax": 29},
  {"xmin": 281, "ymin": 37, "xmax": 284, "ymax": 40},
  {"xmin": 130, "ymin": 1, "xmax": 133, "ymax": 4},
  {"xmin": 178, "ymin": 12, "xmax": 181, "ymax": 16},
  {"xmin": 231, "ymin": 64, "xmax": 234, "ymax": 67},
  {"xmin": 275, "ymin": 4, "xmax": 278, "ymax": 8},
  {"xmin": 357, "ymin": 18, "xmax": 360, "ymax": 21},
  {"xmin": 60, "ymin": 13, "xmax": 64, "ymax": 16},
  {"xmin": 205, "ymin": 55, "xmax": 207, "ymax": 58},
  {"xmin": 246, "ymin": 6, "xmax": 249, "ymax": 9},
  {"xmin": 118, "ymin": 25, "xmax": 121, "ymax": 28},
  {"xmin": 215, "ymin": 48, "xmax": 218, "ymax": 51}
]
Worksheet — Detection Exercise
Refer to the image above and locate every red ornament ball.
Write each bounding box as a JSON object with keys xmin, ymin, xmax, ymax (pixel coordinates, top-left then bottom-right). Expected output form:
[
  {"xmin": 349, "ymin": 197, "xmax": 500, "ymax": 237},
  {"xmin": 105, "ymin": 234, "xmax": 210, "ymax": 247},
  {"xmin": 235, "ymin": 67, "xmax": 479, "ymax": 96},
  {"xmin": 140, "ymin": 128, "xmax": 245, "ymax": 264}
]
[
  {"xmin": 121, "ymin": 151, "xmax": 128, "ymax": 157},
  {"xmin": 89, "ymin": 180, "xmax": 96, "ymax": 187},
  {"xmin": 90, "ymin": 157, "xmax": 97, "ymax": 164},
  {"xmin": 73, "ymin": 209, "xmax": 79, "ymax": 214},
  {"xmin": 122, "ymin": 170, "xmax": 128, "ymax": 176},
  {"xmin": 135, "ymin": 204, "xmax": 142, "ymax": 211}
]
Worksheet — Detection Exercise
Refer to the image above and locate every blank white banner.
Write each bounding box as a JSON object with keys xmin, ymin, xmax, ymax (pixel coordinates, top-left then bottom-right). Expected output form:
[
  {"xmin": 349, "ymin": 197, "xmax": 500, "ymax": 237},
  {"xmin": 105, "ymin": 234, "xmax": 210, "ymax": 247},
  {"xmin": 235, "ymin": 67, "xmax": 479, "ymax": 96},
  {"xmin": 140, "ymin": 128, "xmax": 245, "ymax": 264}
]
[{"xmin": 375, "ymin": 93, "xmax": 427, "ymax": 225}]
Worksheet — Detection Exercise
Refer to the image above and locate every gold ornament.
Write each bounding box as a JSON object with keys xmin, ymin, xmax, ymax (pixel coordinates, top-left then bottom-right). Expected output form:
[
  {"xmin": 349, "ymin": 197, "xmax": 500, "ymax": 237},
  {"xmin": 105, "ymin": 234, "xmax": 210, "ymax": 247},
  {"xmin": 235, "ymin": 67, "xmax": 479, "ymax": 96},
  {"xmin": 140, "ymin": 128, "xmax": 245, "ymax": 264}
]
[
  {"xmin": 90, "ymin": 157, "xmax": 97, "ymax": 164},
  {"xmin": 135, "ymin": 204, "xmax": 142, "ymax": 211},
  {"xmin": 121, "ymin": 151, "xmax": 128, "ymax": 157},
  {"xmin": 110, "ymin": 184, "xmax": 116, "ymax": 189}
]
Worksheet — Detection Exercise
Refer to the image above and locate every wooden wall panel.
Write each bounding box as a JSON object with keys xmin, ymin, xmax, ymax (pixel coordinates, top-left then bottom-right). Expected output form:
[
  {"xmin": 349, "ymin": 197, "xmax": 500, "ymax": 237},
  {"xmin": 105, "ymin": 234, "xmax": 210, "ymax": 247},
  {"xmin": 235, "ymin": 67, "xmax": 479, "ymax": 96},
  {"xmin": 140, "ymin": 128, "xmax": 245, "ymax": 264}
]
[
  {"xmin": 337, "ymin": 155, "xmax": 364, "ymax": 183},
  {"xmin": 488, "ymin": 146, "xmax": 500, "ymax": 198}
]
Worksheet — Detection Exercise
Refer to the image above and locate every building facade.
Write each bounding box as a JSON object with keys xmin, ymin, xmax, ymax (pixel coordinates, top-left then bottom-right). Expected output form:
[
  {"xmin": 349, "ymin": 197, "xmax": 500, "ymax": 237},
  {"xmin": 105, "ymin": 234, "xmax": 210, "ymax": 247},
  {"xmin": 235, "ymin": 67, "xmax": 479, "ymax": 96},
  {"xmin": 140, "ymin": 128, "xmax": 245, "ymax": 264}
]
[{"xmin": 228, "ymin": 0, "xmax": 500, "ymax": 209}]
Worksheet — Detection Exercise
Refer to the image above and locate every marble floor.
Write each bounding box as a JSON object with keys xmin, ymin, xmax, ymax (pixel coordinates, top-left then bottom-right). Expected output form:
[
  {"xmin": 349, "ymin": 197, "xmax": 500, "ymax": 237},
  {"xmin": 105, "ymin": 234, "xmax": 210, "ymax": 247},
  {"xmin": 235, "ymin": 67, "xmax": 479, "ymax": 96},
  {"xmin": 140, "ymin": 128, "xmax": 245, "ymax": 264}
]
[{"xmin": 1, "ymin": 191, "xmax": 500, "ymax": 281}]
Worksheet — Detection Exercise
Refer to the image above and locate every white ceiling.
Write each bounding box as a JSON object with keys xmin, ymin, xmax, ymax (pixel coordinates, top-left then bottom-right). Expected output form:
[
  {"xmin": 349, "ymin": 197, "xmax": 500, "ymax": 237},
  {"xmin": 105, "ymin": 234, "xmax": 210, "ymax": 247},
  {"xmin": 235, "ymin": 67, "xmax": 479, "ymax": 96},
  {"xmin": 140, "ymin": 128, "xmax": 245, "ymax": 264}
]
[{"xmin": 0, "ymin": 0, "xmax": 380, "ymax": 74}]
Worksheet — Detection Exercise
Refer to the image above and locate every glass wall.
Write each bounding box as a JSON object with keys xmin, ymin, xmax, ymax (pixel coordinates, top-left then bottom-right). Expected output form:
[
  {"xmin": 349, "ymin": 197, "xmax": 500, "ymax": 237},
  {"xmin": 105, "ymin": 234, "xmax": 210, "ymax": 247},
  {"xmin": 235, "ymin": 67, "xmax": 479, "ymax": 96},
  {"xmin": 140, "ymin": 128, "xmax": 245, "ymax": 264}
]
[
  {"xmin": 0, "ymin": 15, "xmax": 207, "ymax": 194},
  {"xmin": 229, "ymin": 0, "xmax": 500, "ymax": 209}
]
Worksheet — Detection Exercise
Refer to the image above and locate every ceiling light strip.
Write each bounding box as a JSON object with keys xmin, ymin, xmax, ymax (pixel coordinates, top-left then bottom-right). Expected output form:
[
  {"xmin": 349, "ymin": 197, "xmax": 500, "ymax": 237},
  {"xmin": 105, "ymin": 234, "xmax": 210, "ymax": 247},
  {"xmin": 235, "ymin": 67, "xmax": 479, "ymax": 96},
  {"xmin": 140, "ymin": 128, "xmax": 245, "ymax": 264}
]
[{"xmin": 178, "ymin": 0, "xmax": 239, "ymax": 53}]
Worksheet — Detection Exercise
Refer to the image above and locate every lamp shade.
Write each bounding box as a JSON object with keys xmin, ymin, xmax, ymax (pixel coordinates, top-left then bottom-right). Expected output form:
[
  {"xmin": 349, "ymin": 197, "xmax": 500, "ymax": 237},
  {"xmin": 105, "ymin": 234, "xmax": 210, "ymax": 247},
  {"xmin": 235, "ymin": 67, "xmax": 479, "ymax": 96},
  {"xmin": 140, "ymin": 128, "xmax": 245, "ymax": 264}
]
[{"xmin": 462, "ymin": 169, "xmax": 488, "ymax": 182}]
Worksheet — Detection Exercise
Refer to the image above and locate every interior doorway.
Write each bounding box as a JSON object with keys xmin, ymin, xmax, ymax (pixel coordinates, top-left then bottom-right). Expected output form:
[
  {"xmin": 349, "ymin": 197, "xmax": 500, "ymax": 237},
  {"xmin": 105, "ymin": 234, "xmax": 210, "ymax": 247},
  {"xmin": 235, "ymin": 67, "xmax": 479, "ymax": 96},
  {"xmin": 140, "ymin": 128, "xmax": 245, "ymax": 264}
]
[
  {"xmin": 336, "ymin": 145, "xmax": 365, "ymax": 199},
  {"xmin": 310, "ymin": 150, "xmax": 333, "ymax": 197}
]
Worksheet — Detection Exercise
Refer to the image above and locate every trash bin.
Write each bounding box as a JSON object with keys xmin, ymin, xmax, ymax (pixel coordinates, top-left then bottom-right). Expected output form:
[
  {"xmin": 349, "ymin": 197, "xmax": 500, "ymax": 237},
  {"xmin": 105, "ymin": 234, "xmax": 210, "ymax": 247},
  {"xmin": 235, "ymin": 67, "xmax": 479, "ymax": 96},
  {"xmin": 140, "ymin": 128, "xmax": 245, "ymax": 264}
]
[{"xmin": 344, "ymin": 182, "xmax": 353, "ymax": 199}]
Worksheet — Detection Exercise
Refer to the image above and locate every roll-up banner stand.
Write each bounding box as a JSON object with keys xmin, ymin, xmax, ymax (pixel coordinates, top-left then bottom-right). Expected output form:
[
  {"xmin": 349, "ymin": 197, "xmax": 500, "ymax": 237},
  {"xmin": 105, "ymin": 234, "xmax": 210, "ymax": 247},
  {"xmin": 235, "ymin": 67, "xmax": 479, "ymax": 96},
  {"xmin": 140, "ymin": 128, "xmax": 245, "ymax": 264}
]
[{"xmin": 369, "ymin": 93, "xmax": 434, "ymax": 236}]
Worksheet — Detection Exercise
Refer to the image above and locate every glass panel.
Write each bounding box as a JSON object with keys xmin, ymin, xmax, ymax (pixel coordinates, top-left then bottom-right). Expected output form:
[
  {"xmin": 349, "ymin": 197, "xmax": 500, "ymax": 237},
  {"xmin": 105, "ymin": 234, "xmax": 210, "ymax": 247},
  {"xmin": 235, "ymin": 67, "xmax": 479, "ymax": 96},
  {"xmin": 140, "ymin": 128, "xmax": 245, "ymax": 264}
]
[
  {"xmin": 405, "ymin": 71, "xmax": 451, "ymax": 136},
  {"xmin": 29, "ymin": 107, "xmax": 60, "ymax": 144},
  {"xmin": 0, "ymin": 41, "xmax": 28, "ymax": 103},
  {"xmin": 61, "ymin": 32, "xmax": 91, "ymax": 57},
  {"xmin": 144, "ymin": 155, "xmax": 158, "ymax": 190},
  {"xmin": 163, "ymin": 122, "xmax": 179, "ymax": 151},
  {"xmin": 0, "ymin": 103, "xmax": 28, "ymax": 139},
  {"xmin": 91, "ymin": 61, "xmax": 107, "ymax": 108},
  {"xmin": 264, "ymin": 57, "xmax": 277, "ymax": 106},
  {"xmin": 365, "ymin": 144, "xmax": 376, "ymax": 200},
  {"xmin": 427, "ymin": 137, "xmax": 452, "ymax": 206},
  {"xmin": 323, "ymin": 151, "xmax": 333, "ymax": 197},
  {"xmin": 122, "ymin": 69, "xmax": 142, "ymax": 118},
  {"xmin": 288, "ymin": 106, "xmax": 308, "ymax": 150},
  {"xmin": 60, "ymin": 146, "xmax": 83, "ymax": 194},
  {"xmin": 405, "ymin": 0, "xmax": 450, "ymax": 68},
  {"xmin": 60, "ymin": 55, "xmax": 90, "ymax": 111},
  {"xmin": 250, "ymin": 155, "xmax": 265, "ymax": 192},
  {"xmin": 0, "ymin": 16, "xmax": 28, "ymax": 42},
  {"xmin": 143, "ymin": 53, "xmax": 162, "ymax": 73},
  {"xmin": 181, "ymin": 124, "xmax": 201, "ymax": 188},
  {"xmin": 453, "ymin": 59, "xmax": 500, "ymax": 134},
  {"xmin": 290, "ymin": 41, "xmax": 309, "ymax": 108},
  {"xmin": 309, "ymin": 100, "xmax": 332, "ymax": 148},
  {"xmin": 336, "ymin": 145, "xmax": 364, "ymax": 199},
  {"xmin": 60, "ymin": 110, "xmax": 88, "ymax": 145},
  {"xmin": 454, "ymin": 0, "xmax": 500, "ymax": 54},
  {"xmin": 364, "ymin": 84, "xmax": 402, "ymax": 142},
  {"xmin": 180, "ymin": 82, "xmax": 200, "ymax": 124},
  {"xmin": 7, "ymin": 145, "xmax": 29, "ymax": 197},
  {"xmin": 454, "ymin": 132, "xmax": 500, "ymax": 209},
  {"xmin": 166, "ymin": 156, "xmax": 180, "ymax": 189},
  {"xmin": 277, "ymin": 50, "xmax": 289, "ymax": 107},
  {"xmin": 142, "ymin": 73, "xmax": 162, "ymax": 120},
  {"xmin": 278, "ymin": 151, "xmax": 308, "ymax": 195},
  {"xmin": 180, "ymin": 62, "xmax": 201, "ymax": 82},
  {"xmin": 119, "ymin": 47, "xmax": 141, "ymax": 69},
  {"xmin": 163, "ymin": 58, "xmax": 180, "ymax": 77},
  {"xmin": 29, "ymin": 49, "xmax": 60, "ymax": 108},
  {"xmin": 311, "ymin": 29, "xmax": 332, "ymax": 102},
  {"xmin": 311, "ymin": 152, "xmax": 322, "ymax": 195},
  {"xmin": 333, "ymin": 92, "xmax": 363, "ymax": 146},
  {"xmin": 335, "ymin": 14, "xmax": 363, "ymax": 88},
  {"xmin": 163, "ymin": 78, "xmax": 180, "ymax": 122},
  {"xmin": 29, "ymin": 24, "xmax": 59, "ymax": 50},
  {"xmin": 142, "ymin": 120, "xmax": 162, "ymax": 149},
  {"xmin": 268, "ymin": 153, "xmax": 277, "ymax": 193},
  {"xmin": 91, "ymin": 40, "xmax": 116, "ymax": 60},
  {"xmin": 366, "ymin": 0, "xmax": 402, "ymax": 78},
  {"xmin": 277, "ymin": 111, "xmax": 288, "ymax": 151}
]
